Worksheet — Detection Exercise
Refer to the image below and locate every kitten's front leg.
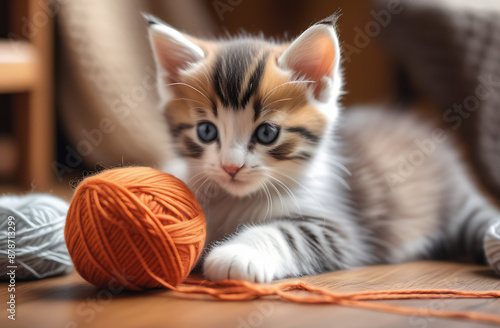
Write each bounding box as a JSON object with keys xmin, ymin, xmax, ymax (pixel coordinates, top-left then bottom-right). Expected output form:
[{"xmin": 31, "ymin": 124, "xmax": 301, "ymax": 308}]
[
  {"xmin": 203, "ymin": 238, "xmax": 281, "ymax": 283},
  {"xmin": 203, "ymin": 217, "xmax": 361, "ymax": 283}
]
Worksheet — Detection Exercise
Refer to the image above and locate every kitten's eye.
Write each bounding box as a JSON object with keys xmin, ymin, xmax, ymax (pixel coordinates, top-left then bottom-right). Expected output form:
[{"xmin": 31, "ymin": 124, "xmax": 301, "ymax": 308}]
[
  {"xmin": 197, "ymin": 122, "xmax": 218, "ymax": 143},
  {"xmin": 255, "ymin": 123, "xmax": 280, "ymax": 145}
]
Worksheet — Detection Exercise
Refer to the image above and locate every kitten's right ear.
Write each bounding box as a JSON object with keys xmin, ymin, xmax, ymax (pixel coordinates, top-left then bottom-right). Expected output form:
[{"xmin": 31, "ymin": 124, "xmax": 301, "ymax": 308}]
[
  {"xmin": 277, "ymin": 14, "xmax": 341, "ymax": 102},
  {"xmin": 144, "ymin": 14, "xmax": 205, "ymax": 79}
]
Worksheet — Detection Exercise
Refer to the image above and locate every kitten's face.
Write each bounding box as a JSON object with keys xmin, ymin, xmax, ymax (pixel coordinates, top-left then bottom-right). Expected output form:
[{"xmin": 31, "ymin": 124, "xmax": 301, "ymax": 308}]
[{"xmin": 147, "ymin": 15, "xmax": 341, "ymax": 197}]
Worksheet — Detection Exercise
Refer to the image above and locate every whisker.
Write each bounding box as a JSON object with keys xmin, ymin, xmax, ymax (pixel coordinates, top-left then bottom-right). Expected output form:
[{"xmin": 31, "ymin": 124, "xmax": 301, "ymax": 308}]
[
  {"xmin": 205, "ymin": 180, "xmax": 217, "ymax": 201},
  {"xmin": 261, "ymin": 80, "xmax": 315, "ymax": 105},
  {"xmin": 189, "ymin": 74, "xmax": 208, "ymax": 90},
  {"xmin": 331, "ymin": 173, "xmax": 351, "ymax": 190},
  {"xmin": 265, "ymin": 182, "xmax": 274, "ymax": 219},
  {"xmin": 258, "ymin": 108, "xmax": 281, "ymax": 118},
  {"xmin": 192, "ymin": 176, "xmax": 209, "ymax": 196},
  {"xmin": 260, "ymin": 98, "xmax": 293, "ymax": 112},
  {"xmin": 199, "ymin": 65, "xmax": 213, "ymax": 85},
  {"xmin": 170, "ymin": 97, "xmax": 212, "ymax": 109},
  {"xmin": 194, "ymin": 176, "xmax": 212, "ymax": 200},
  {"xmin": 331, "ymin": 160, "xmax": 352, "ymax": 176},
  {"xmin": 190, "ymin": 175, "xmax": 209, "ymax": 193},
  {"xmin": 258, "ymin": 186, "xmax": 264, "ymax": 208},
  {"xmin": 260, "ymin": 181, "xmax": 272, "ymax": 221},
  {"xmin": 198, "ymin": 176, "xmax": 212, "ymax": 192},
  {"xmin": 267, "ymin": 179, "xmax": 285, "ymax": 218},
  {"xmin": 258, "ymin": 181, "xmax": 268, "ymax": 221},
  {"xmin": 266, "ymin": 174, "xmax": 302, "ymax": 218},
  {"xmin": 166, "ymin": 82, "xmax": 211, "ymax": 103},
  {"xmin": 272, "ymin": 170, "xmax": 327, "ymax": 223},
  {"xmin": 186, "ymin": 171, "xmax": 205, "ymax": 185}
]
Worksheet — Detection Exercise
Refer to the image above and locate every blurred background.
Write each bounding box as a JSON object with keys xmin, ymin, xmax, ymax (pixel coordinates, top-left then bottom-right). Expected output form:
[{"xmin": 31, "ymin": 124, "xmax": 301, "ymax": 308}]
[{"xmin": 0, "ymin": 0, "xmax": 499, "ymax": 203}]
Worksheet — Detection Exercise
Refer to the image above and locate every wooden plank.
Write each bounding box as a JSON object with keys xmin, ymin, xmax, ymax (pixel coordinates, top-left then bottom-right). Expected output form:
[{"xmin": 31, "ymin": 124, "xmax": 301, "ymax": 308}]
[
  {"xmin": 10, "ymin": 0, "xmax": 54, "ymax": 190},
  {"xmin": 25, "ymin": 0, "xmax": 54, "ymax": 191},
  {"xmin": 0, "ymin": 261, "xmax": 498, "ymax": 328}
]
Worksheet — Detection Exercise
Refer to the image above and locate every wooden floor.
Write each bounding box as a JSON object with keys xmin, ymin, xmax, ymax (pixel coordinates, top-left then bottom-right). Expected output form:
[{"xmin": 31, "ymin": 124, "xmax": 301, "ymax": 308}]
[{"xmin": 1, "ymin": 261, "xmax": 499, "ymax": 328}]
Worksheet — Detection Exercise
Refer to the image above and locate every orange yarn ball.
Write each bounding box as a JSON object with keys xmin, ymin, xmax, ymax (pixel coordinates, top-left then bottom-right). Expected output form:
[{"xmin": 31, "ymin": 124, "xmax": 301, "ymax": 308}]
[{"xmin": 65, "ymin": 167, "xmax": 206, "ymax": 290}]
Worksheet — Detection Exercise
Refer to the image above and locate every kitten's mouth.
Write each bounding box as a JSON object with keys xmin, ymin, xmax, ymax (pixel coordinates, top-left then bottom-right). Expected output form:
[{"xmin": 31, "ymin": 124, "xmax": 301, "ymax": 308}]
[
  {"xmin": 228, "ymin": 177, "xmax": 245, "ymax": 184},
  {"xmin": 217, "ymin": 175, "xmax": 258, "ymax": 197}
]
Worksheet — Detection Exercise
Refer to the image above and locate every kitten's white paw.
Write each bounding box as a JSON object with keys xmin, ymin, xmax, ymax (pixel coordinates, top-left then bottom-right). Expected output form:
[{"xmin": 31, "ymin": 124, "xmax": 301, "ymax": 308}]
[
  {"xmin": 203, "ymin": 244, "xmax": 276, "ymax": 283},
  {"xmin": 485, "ymin": 221, "xmax": 500, "ymax": 275}
]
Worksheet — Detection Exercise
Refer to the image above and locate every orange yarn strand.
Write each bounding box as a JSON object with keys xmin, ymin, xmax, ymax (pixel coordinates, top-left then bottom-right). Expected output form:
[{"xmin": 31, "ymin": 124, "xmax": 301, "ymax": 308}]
[
  {"xmin": 172, "ymin": 279, "xmax": 500, "ymax": 325},
  {"xmin": 65, "ymin": 167, "xmax": 500, "ymax": 326}
]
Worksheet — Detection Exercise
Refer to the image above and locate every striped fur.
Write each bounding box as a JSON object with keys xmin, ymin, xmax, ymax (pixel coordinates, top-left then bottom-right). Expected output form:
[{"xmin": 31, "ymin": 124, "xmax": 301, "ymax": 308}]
[{"xmin": 147, "ymin": 14, "xmax": 500, "ymax": 283}]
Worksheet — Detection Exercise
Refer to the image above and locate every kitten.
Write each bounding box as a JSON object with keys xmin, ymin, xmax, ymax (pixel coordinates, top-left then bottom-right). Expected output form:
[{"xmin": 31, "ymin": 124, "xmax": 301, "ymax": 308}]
[{"xmin": 145, "ymin": 14, "xmax": 500, "ymax": 283}]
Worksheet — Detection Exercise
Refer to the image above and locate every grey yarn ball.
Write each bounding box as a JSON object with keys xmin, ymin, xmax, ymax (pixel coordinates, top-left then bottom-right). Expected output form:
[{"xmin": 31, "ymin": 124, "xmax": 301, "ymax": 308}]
[{"xmin": 0, "ymin": 194, "xmax": 73, "ymax": 280}]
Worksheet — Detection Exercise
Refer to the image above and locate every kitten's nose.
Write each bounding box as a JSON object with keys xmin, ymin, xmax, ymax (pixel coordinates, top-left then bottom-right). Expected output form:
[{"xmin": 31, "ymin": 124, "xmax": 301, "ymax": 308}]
[{"xmin": 222, "ymin": 165, "xmax": 242, "ymax": 178}]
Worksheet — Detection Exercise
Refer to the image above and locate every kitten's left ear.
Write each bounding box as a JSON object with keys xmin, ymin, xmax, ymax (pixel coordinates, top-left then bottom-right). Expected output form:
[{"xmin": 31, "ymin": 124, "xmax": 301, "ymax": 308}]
[
  {"xmin": 278, "ymin": 15, "xmax": 341, "ymax": 102},
  {"xmin": 145, "ymin": 14, "xmax": 205, "ymax": 80}
]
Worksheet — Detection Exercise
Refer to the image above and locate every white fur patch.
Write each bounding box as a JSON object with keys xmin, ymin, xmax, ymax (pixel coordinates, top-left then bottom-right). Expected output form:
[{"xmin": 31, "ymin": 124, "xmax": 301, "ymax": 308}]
[{"xmin": 203, "ymin": 243, "xmax": 277, "ymax": 283}]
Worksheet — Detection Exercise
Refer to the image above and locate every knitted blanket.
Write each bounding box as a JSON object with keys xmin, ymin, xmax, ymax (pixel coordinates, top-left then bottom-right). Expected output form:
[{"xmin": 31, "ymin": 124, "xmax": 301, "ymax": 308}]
[{"xmin": 375, "ymin": 0, "xmax": 500, "ymax": 198}]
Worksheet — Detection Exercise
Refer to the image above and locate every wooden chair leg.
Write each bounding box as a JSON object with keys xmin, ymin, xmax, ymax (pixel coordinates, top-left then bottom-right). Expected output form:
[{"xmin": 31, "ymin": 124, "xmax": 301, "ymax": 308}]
[{"xmin": 11, "ymin": 0, "xmax": 54, "ymax": 190}]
